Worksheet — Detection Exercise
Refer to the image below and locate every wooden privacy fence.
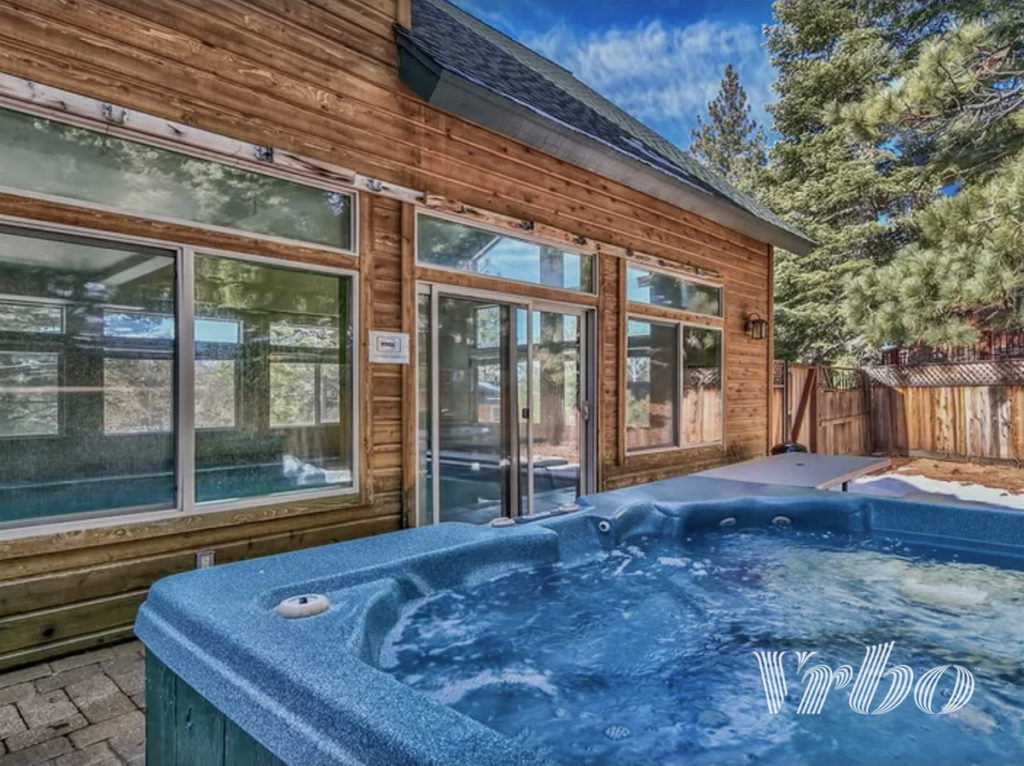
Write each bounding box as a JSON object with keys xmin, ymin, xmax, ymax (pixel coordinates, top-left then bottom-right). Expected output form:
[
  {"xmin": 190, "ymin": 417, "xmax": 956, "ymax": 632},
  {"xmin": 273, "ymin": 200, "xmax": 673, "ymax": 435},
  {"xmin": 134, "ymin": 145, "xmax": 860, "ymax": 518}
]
[
  {"xmin": 866, "ymin": 361, "xmax": 1024, "ymax": 464},
  {"xmin": 771, "ymin": 362, "xmax": 872, "ymax": 456}
]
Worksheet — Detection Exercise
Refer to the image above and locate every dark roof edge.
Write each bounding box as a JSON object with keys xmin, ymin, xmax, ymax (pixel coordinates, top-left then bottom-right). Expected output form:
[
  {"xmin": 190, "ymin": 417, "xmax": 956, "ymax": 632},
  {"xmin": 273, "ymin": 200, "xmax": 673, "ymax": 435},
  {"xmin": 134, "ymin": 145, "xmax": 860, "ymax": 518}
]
[{"xmin": 396, "ymin": 32, "xmax": 815, "ymax": 256}]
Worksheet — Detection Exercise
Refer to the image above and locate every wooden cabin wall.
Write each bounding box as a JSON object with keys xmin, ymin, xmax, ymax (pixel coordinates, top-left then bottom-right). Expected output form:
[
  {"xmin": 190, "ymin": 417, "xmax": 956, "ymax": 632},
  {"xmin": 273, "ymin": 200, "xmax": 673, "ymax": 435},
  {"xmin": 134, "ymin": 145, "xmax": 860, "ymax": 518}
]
[{"xmin": 0, "ymin": 0, "xmax": 771, "ymax": 669}]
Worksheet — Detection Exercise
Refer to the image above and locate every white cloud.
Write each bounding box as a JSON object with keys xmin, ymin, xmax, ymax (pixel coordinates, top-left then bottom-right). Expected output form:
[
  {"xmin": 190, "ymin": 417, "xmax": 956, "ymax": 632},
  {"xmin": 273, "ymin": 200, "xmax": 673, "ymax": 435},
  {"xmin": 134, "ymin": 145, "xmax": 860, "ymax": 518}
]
[{"xmin": 523, "ymin": 19, "xmax": 775, "ymax": 146}]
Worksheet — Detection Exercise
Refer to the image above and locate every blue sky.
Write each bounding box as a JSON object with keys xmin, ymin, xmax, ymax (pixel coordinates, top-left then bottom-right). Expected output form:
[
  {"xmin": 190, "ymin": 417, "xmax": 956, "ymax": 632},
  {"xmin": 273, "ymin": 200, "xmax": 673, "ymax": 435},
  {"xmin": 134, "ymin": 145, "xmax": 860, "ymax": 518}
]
[{"xmin": 451, "ymin": 0, "xmax": 777, "ymax": 151}]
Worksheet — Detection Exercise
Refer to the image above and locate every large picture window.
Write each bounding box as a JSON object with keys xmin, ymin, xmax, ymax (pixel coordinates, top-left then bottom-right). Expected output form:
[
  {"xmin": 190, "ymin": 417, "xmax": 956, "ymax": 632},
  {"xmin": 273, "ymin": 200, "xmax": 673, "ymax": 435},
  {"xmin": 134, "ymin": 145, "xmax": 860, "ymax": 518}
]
[
  {"xmin": 625, "ymin": 319, "xmax": 723, "ymax": 452},
  {"xmin": 682, "ymin": 326, "xmax": 723, "ymax": 445},
  {"xmin": 0, "ymin": 225, "xmax": 356, "ymax": 528},
  {"xmin": 193, "ymin": 254, "xmax": 354, "ymax": 504},
  {"xmin": 625, "ymin": 321, "xmax": 679, "ymax": 451},
  {"xmin": 0, "ymin": 227, "xmax": 177, "ymax": 522},
  {"xmin": 0, "ymin": 106, "xmax": 355, "ymax": 251},
  {"xmin": 417, "ymin": 214, "xmax": 595, "ymax": 293}
]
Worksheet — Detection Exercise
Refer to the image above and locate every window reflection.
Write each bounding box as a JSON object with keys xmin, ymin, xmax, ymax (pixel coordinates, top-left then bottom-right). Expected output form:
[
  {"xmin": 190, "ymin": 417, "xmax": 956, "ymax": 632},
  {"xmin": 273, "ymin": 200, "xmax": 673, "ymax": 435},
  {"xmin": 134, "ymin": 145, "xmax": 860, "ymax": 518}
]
[
  {"xmin": 1, "ymin": 106, "xmax": 353, "ymax": 250},
  {"xmin": 626, "ymin": 267, "xmax": 722, "ymax": 317},
  {"xmin": 626, "ymin": 320, "xmax": 679, "ymax": 451},
  {"xmin": 0, "ymin": 226, "xmax": 177, "ymax": 522},
  {"xmin": 417, "ymin": 215, "xmax": 595, "ymax": 293},
  {"xmin": 193, "ymin": 255, "xmax": 354, "ymax": 503}
]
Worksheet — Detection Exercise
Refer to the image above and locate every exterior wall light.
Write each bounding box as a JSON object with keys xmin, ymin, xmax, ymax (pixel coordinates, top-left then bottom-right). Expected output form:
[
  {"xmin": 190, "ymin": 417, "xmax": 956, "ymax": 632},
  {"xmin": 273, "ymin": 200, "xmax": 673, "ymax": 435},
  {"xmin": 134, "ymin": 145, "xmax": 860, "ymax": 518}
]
[{"xmin": 745, "ymin": 313, "xmax": 768, "ymax": 340}]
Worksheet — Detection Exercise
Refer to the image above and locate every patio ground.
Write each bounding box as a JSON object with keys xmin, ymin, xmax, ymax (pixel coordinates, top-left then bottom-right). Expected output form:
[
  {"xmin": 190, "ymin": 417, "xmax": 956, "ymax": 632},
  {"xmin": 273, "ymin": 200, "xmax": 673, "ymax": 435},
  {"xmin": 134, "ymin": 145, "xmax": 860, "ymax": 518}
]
[{"xmin": 0, "ymin": 642, "xmax": 144, "ymax": 766}]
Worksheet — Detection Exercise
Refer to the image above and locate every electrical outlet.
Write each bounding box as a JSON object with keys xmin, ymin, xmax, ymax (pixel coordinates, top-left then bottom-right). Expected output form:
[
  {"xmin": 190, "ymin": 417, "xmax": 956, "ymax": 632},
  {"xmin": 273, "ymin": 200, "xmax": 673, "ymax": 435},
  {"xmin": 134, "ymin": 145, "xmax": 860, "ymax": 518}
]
[{"xmin": 195, "ymin": 550, "xmax": 216, "ymax": 569}]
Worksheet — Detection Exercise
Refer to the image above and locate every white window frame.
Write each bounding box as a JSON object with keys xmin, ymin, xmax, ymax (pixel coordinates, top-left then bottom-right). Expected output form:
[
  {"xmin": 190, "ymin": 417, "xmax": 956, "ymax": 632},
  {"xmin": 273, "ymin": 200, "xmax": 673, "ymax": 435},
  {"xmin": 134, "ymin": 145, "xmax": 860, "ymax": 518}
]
[
  {"xmin": 625, "ymin": 314, "xmax": 725, "ymax": 455},
  {"xmin": 0, "ymin": 216, "xmax": 360, "ymax": 539}
]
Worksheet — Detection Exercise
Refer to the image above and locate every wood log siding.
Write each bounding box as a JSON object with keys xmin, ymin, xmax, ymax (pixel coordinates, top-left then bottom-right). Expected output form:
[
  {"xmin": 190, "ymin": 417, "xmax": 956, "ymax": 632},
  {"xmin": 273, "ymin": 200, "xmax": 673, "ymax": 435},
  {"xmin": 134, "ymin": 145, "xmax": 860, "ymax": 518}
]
[{"xmin": 0, "ymin": 0, "xmax": 771, "ymax": 668}]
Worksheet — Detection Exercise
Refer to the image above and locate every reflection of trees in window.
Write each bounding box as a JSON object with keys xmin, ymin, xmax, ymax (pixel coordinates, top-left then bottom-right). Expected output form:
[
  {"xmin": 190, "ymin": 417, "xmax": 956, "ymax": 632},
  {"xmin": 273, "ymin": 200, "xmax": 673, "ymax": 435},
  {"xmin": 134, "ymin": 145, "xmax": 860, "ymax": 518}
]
[
  {"xmin": 474, "ymin": 306, "xmax": 500, "ymax": 349},
  {"xmin": 196, "ymin": 360, "xmax": 236, "ymax": 428},
  {"xmin": 270, "ymin": 322, "xmax": 344, "ymax": 428},
  {"xmin": 625, "ymin": 321, "xmax": 678, "ymax": 450},
  {"xmin": 683, "ymin": 327, "xmax": 722, "ymax": 378},
  {"xmin": 0, "ymin": 303, "xmax": 63, "ymax": 334},
  {"xmin": 2, "ymin": 107, "xmax": 352, "ymax": 249},
  {"xmin": 417, "ymin": 215, "xmax": 594, "ymax": 292},
  {"xmin": 628, "ymin": 268, "xmax": 722, "ymax": 317},
  {"xmin": 682, "ymin": 327, "xmax": 722, "ymax": 445},
  {"xmin": 270, "ymin": 362, "xmax": 319, "ymax": 427},
  {"xmin": 417, "ymin": 216, "xmax": 501, "ymax": 271},
  {"xmin": 104, "ymin": 358, "xmax": 173, "ymax": 434}
]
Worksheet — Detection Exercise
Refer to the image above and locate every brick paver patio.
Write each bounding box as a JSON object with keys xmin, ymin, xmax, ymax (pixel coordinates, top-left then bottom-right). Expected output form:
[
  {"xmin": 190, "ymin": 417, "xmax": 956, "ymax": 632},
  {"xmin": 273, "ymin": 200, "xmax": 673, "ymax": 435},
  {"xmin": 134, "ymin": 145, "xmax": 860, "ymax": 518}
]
[{"xmin": 0, "ymin": 642, "xmax": 145, "ymax": 766}]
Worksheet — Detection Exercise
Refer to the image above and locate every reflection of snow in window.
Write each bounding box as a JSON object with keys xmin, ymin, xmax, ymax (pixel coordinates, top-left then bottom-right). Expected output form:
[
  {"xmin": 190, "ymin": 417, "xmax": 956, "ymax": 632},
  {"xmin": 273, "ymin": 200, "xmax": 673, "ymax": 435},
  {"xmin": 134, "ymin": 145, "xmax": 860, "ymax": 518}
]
[
  {"xmin": 0, "ymin": 302, "xmax": 63, "ymax": 334},
  {"xmin": 0, "ymin": 351, "xmax": 60, "ymax": 436},
  {"xmin": 270, "ymin": 322, "xmax": 340, "ymax": 348}
]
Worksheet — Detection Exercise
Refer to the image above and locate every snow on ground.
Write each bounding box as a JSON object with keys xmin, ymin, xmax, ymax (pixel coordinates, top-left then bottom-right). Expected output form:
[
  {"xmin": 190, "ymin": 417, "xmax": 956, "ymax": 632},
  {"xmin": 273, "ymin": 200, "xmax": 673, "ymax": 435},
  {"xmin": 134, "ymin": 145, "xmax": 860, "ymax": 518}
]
[{"xmin": 848, "ymin": 472, "xmax": 1024, "ymax": 510}]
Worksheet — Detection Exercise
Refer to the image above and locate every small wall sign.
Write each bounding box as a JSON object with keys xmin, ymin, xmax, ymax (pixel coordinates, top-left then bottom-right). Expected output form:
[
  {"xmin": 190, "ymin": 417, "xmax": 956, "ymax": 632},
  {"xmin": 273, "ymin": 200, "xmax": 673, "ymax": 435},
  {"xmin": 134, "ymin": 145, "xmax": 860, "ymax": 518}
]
[{"xmin": 369, "ymin": 331, "xmax": 410, "ymax": 364}]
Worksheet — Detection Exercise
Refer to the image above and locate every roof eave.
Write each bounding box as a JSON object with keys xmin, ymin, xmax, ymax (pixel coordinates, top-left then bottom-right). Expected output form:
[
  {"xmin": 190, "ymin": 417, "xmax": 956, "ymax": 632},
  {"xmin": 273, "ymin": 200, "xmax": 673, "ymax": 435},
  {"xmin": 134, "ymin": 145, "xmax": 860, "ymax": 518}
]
[{"xmin": 396, "ymin": 34, "xmax": 816, "ymax": 256}]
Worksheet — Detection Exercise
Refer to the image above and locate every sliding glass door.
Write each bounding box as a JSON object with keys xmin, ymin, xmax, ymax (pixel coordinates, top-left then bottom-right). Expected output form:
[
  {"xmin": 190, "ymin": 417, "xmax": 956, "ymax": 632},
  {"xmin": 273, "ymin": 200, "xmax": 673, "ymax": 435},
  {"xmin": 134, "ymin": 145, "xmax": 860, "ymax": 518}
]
[{"xmin": 417, "ymin": 285, "xmax": 591, "ymax": 525}]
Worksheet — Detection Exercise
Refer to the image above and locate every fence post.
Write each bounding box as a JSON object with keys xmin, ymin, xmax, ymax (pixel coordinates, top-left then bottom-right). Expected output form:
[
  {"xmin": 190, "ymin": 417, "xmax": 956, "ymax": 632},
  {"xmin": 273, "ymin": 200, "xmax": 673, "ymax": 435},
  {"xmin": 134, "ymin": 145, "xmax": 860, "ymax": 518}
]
[
  {"xmin": 783, "ymin": 361, "xmax": 791, "ymax": 441},
  {"xmin": 814, "ymin": 365, "xmax": 823, "ymax": 453},
  {"xmin": 862, "ymin": 371, "xmax": 874, "ymax": 455}
]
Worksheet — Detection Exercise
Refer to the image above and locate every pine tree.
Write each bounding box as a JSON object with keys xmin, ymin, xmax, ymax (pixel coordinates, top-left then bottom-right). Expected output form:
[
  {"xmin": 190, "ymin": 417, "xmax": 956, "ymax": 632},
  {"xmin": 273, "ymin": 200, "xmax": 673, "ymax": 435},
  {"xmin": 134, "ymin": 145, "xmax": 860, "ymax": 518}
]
[
  {"xmin": 760, "ymin": 0, "xmax": 1007, "ymax": 362},
  {"xmin": 687, "ymin": 65, "xmax": 767, "ymax": 192},
  {"xmin": 842, "ymin": 11, "xmax": 1024, "ymax": 348}
]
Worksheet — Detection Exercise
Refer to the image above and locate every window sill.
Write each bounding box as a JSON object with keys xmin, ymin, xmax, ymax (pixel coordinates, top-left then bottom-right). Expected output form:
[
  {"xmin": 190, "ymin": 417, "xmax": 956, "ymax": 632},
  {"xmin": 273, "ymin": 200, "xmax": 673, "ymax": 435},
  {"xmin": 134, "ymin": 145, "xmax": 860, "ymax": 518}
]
[
  {"xmin": 624, "ymin": 440, "xmax": 725, "ymax": 459},
  {"xmin": 0, "ymin": 487, "xmax": 368, "ymax": 552}
]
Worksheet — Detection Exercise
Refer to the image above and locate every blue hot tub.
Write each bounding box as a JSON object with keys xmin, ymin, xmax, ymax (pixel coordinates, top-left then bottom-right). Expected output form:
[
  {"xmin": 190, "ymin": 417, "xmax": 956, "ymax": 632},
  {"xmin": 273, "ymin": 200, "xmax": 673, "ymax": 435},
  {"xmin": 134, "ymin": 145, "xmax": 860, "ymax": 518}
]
[{"xmin": 136, "ymin": 477, "xmax": 1024, "ymax": 765}]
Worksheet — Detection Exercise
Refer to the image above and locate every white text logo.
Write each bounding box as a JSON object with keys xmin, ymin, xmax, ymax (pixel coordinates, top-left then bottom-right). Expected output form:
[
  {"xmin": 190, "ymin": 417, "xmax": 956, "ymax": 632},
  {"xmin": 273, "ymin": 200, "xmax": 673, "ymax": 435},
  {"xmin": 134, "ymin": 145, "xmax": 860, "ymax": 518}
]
[{"xmin": 754, "ymin": 642, "xmax": 975, "ymax": 715}]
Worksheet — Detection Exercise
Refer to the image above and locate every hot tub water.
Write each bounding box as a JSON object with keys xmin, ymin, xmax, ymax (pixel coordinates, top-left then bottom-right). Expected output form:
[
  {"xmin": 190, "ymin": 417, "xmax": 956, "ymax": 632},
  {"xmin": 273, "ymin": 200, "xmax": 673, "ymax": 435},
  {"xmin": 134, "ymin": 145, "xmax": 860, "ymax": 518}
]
[{"xmin": 380, "ymin": 532, "xmax": 1024, "ymax": 765}]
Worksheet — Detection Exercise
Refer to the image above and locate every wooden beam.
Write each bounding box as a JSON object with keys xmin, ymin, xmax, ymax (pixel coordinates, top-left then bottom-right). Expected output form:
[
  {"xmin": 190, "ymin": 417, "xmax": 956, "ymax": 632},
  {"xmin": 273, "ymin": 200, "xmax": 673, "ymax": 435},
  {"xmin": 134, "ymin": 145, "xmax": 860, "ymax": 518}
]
[
  {"xmin": 623, "ymin": 302, "xmax": 725, "ymax": 328},
  {"xmin": 400, "ymin": 202, "xmax": 418, "ymax": 529},
  {"xmin": 617, "ymin": 258, "xmax": 628, "ymax": 466},
  {"xmin": 397, "ymin": 0, "xmax": 412, "ymax": 28},
  {"xmin": 766, "ymin": 244, "xmax": 774, "ymax": 456},
  {"xmin": 415, "ymin": 265, "xmax": 599, "ymax": 307},
  {"xmin": 359, "ymin": 193, "xmax": 376, "ymax": 506},
  {"xmin": 422, "ymin": 199, "xmax": 722, "ymax": 280}
]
